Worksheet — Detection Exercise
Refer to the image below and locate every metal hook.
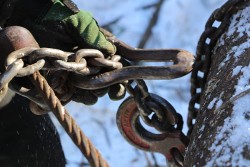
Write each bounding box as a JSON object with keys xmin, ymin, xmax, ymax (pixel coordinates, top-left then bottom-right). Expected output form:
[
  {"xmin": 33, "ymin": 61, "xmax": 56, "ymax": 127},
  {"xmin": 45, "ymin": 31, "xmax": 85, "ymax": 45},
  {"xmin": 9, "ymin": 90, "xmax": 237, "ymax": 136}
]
[
  {"xmin": 69, "ymin": 40, "xmax": 194, "ymax": 90},
  {"xmin": 116, "ymin": 96, "xmax": 189, "ymax": 166}
]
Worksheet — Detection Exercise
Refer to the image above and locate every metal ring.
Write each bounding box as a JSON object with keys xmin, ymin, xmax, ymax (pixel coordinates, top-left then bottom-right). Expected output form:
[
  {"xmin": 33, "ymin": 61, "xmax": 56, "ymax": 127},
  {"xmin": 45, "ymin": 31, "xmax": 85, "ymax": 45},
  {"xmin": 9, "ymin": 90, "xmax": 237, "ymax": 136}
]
[{"xmin": 0, "ymin": 59, "xmax": 24, "ymax": 89}]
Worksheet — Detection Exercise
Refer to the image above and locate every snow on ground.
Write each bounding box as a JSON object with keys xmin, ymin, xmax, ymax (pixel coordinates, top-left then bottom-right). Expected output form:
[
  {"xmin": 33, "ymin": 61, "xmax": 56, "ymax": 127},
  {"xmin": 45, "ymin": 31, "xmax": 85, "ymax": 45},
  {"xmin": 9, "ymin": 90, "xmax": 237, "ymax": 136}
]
[{"xmin": 50, "ymin": 0, "xmax": 227, "ymax": 166}]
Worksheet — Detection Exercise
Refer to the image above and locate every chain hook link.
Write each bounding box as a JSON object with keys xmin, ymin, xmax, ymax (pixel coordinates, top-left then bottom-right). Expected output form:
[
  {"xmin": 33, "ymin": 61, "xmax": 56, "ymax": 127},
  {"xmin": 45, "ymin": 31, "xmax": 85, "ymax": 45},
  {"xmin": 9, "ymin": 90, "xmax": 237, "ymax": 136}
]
[
  {"xmin": 125, "ymin": 79, "xmax": 183, "ymax": 132},
  {"xmin": 116, "ymin": 94, "xmax": 189, "ymax": 167}
]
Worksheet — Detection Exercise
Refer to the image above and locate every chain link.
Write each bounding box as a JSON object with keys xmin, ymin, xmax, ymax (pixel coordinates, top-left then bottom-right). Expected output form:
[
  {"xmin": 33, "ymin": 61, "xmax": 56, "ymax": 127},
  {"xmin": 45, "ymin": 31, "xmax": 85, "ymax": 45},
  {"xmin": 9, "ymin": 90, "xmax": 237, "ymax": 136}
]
[
  {"xmin": 1, "ymin": 47, "xmax": 123, "ymax": 105},
  {"xmin": 2, "ymin": 43, "xmax": 188, "ymax": 166},
  {"xmin": 0, "ymin": 1, "xmax": 248, "ymax": 166},
  {"xmin": 188, "ymin": 0, "xmax": 248, "ymax": 136},
  {"xmin": 125, "ymin": 79, "xmax": 183, "ymax": 133},
  {"xmin": 5, "ymin": 47, "xmax": 122, "ymax": 77},
  {"xmin": 118, "ymin": 79, "xmax": 188, "ymax": 167}
]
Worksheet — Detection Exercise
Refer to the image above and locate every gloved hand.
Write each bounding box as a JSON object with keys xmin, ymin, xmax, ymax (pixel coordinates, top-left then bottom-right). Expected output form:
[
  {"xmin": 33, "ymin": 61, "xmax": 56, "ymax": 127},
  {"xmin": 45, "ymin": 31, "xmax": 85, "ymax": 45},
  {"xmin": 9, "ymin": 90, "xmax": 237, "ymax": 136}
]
[
  {"xmin": 42, "ymin": 0, "xmax": 126, "ymax": 102},
  {"xmin": 42, "ymin": 0, "xmax": 116, "ymax": 56}
]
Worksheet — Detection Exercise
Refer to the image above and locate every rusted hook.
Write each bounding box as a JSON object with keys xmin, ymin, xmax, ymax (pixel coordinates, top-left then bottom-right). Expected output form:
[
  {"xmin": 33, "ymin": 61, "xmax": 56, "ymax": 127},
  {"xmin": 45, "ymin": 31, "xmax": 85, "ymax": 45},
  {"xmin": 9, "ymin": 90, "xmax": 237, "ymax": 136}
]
[
  {"xmin": 116, "ymin": 96, "xmax": 189, "ymax": 166},
  {"xmin": 113, "ymin": 38, "xmax": 192, "ymax": 62},
  {"xmin": 69, "ymin": 39, "xmax": 194, "ymax": 89}
]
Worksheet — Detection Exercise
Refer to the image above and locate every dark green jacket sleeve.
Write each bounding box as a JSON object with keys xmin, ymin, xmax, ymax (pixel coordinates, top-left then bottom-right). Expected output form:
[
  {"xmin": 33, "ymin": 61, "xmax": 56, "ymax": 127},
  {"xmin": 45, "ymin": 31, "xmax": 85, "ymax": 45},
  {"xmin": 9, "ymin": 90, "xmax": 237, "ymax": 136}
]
[{"xmin": 43, "ymin": 0, "xmax": 116, "ymax": 55}]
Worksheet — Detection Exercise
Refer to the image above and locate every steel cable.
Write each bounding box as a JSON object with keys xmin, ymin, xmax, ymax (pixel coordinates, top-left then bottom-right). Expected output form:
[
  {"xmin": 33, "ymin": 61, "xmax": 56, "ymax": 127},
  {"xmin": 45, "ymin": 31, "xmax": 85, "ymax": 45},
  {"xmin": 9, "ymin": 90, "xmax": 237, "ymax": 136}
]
[{"xmin": 30, "ymin": 71, "xmax": 109, "ymax": 167}]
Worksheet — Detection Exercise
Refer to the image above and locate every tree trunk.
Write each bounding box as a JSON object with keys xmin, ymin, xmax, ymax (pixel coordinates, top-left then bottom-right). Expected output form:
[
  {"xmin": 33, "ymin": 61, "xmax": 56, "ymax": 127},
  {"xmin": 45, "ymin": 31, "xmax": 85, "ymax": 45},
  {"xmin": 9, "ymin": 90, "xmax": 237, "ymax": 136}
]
[{"xmin": 185, "ymin": 3, "xmax": 250, "ymax": 166}]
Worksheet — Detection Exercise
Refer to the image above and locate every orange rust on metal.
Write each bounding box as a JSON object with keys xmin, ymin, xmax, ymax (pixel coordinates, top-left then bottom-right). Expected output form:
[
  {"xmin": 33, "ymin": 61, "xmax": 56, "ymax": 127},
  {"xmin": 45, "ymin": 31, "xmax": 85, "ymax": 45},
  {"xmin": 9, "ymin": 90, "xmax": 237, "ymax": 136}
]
[
  {"xmin": 117, "ymin": 97, "xmax": 150, "ymax": 149},
  {"xmin": 117, "ymin": 97, "xmax": 189, "ymax": 165}
]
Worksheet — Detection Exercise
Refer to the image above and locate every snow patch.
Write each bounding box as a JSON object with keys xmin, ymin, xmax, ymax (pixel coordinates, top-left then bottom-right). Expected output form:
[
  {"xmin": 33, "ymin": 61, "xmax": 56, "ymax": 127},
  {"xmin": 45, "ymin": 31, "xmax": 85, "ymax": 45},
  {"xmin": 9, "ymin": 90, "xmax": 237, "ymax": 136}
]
[
  {"xmin": 218, "ymin": 6, "xmax": 250, "ymax": 69},
  {"xmin": 208, "ymin": 98, "xmax": 223, "ymax": 110},
  {"xmin": 234, "ymin": 65, "xmax": 250, "ymax": 96},
  {"xmin": 232, "ymin": 66, "xmax": 242, "ymax": 76},
  {"xmin": 208, "ymin": 98, "xmax": 217, "ymax": 109},
  {"xmin": 219, "ymin": 39, "xmax": 250, "ymax": 69},
  {"xmin": 200, "ymin": 125, "xmax": 205, "ymax": 132},
  {"xmin": 206, "ymin": 94, "xmax": 250, "ymax": 166},
  {"xmin": 207, "ymin": 6, "xmax": 250, "ymax": 166},
  {"xmin": 226, "ymin": 6, "xmax": 250, "ymax": 40},
  {"xmin": 216, "ymin": 99, "xmax": 223, "ymax": 109}
]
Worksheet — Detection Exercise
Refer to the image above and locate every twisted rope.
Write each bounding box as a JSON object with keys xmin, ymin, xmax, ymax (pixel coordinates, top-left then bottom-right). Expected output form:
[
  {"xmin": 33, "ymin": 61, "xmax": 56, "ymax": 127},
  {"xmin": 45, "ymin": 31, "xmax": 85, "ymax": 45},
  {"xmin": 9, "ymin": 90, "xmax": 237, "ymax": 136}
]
[{"xmin": 30, "ymin": 71, "xmax": 109, "ymax": 167}]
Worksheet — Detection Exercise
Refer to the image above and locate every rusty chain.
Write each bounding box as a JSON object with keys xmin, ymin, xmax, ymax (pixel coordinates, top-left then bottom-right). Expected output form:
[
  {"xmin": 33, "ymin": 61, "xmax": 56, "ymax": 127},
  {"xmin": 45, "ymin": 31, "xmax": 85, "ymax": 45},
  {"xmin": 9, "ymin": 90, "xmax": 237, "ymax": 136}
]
[
  {"xmin": 118, "ymin": 79, "xmax": 188, "ymax": 166},
  {"xmin": 1, "ymin": 1, "xmax": 247, "ymax": 166},
  {"xmin": 69, "ymin": 40, "xmax": 194, "ymax": 90},
  {"xmin": 188, "ymin": 0, "xmax": 248, "ymax": 136},
  {"xmin": 4, "ymin": 1, "xmax": 247, "ymax": 165},
  {"xmin": 0, "ymin": 26, "xmax": 115, "ymax": 167},
  {"xmin": 0, "ymin": 40, "xmax": 193, "ymax": 167},
  {"xmin": 125, "ymin": 79, "xmax": 183, "ymax": 132},
  {"xmin": 4, "ymin": 47, "xmax": 122, "ymax": 77},
  {"xmin": 0, "ymin": 47, "xmax": 123, "ymax": 106}
]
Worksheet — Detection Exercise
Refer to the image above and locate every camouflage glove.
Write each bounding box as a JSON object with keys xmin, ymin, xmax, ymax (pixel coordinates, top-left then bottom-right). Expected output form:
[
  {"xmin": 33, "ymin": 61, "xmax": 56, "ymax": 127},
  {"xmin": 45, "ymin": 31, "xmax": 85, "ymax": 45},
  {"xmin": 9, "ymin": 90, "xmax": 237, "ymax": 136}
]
[{"xmin": 42, "ymin": 0, "xmax": 116, "ymax": 55}]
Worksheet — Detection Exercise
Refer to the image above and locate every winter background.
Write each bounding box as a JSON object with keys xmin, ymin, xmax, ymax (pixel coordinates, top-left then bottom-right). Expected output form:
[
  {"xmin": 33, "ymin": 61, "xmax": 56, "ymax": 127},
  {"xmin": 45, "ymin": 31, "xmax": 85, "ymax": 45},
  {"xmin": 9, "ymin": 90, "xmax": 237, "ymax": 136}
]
[{"xmin": 49, "ymin": 0, "xmax": 228, "ymax": 166}]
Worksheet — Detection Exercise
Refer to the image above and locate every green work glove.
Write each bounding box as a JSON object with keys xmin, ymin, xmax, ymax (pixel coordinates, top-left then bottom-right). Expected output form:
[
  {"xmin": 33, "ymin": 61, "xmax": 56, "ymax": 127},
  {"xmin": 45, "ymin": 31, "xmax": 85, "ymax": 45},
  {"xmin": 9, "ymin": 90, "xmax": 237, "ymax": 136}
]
[
  {"xmin": 42, "ymin": 1, "xmax": 125, "ymax": 102},
  {"xmin": 42, "ymin": 0, "xmax": 116, "ymax": 55}
]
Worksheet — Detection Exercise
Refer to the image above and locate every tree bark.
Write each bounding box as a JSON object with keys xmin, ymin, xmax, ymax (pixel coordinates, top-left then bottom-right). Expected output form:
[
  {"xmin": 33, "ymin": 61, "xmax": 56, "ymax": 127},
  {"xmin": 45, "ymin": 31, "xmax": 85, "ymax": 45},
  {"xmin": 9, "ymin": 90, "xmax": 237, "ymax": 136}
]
[{"xmin": 185, "ymin": 3, "xmax": 250, "ymax": 166}]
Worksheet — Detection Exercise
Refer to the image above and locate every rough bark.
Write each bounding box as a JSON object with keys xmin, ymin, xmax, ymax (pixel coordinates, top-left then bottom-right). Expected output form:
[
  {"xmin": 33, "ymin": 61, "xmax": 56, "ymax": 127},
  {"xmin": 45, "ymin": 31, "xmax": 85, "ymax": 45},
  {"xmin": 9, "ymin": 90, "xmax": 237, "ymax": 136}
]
[{"xmin": 185, "ymin": 3, "xmax": 250, "ymax": 166}]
